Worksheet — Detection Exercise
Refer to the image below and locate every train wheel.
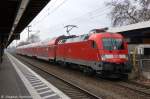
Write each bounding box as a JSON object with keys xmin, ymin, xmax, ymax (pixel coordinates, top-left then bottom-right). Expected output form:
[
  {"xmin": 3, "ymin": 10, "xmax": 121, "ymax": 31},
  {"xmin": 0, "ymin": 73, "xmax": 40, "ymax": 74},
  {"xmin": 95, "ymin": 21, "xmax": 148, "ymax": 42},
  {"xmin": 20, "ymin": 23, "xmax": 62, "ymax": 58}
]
[
  {"xmin": 61, "ymin": 61, "xmax": 69, "ymax": 67},
  {"xmin": 83, "ymin": 67, "xmax": 95, "ymax": 76},
  {"xmin": 120, "ymin": 74, "xmax": 128, "ymax": 80},
  {"xmin": 49, "ymin": 59, "xmax": 56, "ymax": 64}
]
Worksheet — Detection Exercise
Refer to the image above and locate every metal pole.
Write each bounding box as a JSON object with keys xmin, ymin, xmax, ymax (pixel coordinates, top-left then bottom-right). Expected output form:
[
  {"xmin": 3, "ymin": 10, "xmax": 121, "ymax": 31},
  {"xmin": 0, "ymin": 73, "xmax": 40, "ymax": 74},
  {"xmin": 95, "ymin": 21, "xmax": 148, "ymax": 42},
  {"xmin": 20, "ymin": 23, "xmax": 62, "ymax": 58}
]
[
  {"xmin": 27, "ymin": 25, "xmax": 31, "ymax": 40},
  {"xmin": 16, "ymin": 40, "xmax": 17, "ymax": 48},
  {"xmin": 0, "ymin": 37, "xmax": 4, "ymax": 63}
]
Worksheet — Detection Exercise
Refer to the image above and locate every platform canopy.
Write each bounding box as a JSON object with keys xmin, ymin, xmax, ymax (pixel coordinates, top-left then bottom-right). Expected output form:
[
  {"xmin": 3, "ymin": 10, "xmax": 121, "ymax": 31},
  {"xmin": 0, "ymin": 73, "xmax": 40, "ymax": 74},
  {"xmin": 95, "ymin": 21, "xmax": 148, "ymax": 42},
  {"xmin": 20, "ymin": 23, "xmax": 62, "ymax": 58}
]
[
  {"xmin": 0, "ymin": 0, "xmax": 51, "ymax": 47},
  {"xmin": 107, "ymin": 21, "xmax": 150, "ymax": 44}
]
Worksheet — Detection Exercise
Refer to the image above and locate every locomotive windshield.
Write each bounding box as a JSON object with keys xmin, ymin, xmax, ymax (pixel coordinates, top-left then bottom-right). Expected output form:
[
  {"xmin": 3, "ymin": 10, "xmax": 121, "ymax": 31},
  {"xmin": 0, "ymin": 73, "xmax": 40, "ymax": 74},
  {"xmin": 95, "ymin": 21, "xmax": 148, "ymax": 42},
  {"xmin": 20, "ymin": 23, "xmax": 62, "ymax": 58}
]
[{"xmin": 102, "ymin": 38, "xmax": 124, "ymax": 50}]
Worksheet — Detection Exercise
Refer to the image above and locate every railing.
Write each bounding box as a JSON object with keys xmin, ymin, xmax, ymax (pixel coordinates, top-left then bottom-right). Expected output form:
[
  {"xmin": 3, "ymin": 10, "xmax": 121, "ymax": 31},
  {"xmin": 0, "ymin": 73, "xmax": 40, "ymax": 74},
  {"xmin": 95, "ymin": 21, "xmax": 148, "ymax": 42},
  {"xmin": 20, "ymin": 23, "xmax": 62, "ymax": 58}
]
[
  {"xmin": 129, "ymin": 48, "xmax": 150, "ymax": 79},
  {"xmin": 139, "ymin": 59, "xmax": 150, "ymax": 71}
]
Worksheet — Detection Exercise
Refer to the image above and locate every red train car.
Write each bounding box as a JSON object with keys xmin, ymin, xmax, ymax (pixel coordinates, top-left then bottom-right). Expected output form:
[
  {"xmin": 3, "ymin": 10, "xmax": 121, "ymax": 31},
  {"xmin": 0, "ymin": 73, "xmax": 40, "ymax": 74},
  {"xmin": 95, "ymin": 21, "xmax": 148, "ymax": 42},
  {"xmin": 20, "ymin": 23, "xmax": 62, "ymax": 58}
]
[
  {"xmin": 17, "ymin": 35, "xmax": 76, "ymax": 60},
  {"xmin": 17, "ymin": 29, "xmax": 132, "ymax": 77}
]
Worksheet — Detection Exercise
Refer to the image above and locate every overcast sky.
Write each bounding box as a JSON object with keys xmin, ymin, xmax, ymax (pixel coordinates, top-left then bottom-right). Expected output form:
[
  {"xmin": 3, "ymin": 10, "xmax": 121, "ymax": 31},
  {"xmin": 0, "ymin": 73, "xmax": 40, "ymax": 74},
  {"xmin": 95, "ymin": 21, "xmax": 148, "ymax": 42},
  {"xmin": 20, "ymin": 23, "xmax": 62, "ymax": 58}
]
[{"xmin": 11, "ymin": 0, "xmax": 112, "ymax": 46}]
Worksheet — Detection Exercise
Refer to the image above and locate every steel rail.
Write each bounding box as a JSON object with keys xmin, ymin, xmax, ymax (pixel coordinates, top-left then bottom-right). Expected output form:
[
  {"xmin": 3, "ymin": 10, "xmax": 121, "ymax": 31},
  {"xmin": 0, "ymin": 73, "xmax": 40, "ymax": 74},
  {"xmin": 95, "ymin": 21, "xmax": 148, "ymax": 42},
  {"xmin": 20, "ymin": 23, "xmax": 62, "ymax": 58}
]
[{"xmin": 16, "ymin": 55, "xmax": 101, "ymax": 99}]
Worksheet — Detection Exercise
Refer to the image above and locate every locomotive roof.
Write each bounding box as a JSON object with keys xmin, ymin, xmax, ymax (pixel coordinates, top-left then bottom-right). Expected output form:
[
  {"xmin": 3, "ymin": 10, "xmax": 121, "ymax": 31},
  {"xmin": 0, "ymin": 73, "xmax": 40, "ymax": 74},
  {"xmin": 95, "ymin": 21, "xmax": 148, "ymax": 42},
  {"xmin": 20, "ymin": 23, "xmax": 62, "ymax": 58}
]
[
  {"xmin": 89, "ymin": 28, "xmax": 108, "ymax": 33},
  {"xmin": 61, "ymin": 32, "xmax": 122, "ymax": 44},
  {"xmin": 63, "ymin": 34, "xmax": 88, "ymax": 43},
  {"xmin": 63, "ymin": 28, "xmax": 111, "ymax": 44}
]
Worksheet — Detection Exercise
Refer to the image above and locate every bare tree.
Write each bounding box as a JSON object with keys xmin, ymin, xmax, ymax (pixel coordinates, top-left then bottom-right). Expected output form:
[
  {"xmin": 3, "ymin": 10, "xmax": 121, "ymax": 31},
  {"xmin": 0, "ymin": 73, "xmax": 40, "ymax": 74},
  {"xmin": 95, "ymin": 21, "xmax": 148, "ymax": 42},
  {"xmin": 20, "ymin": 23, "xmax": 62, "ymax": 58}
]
[
  {"xmin": 17, "ymin": 34, "xmax": 40, "ymax": 47},
  {"xmin": 106, "ymin": 0, "xmax": 150, "ymax": 26},
  {"xmin": 17, "ymin": 41, "xmax": 30, "ymax": 47},
  {"xmin": 27, "ymin": 34, "xmax": 40, "ymax": 43}
]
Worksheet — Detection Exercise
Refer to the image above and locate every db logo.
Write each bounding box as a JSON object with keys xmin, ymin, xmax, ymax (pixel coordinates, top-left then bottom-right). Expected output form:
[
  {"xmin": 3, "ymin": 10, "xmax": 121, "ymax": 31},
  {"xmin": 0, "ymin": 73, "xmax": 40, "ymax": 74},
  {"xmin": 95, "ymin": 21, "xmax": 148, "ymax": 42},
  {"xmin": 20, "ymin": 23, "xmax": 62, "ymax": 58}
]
[{"xmin": 113, "ymin": 55, "xmax": 119, "ymax": 58}]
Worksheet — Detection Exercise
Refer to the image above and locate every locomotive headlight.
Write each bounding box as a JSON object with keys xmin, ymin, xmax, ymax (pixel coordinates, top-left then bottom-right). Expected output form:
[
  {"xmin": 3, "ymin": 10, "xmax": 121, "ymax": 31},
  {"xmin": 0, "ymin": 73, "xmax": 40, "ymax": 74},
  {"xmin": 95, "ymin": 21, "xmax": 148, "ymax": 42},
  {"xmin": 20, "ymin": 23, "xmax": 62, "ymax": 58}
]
[
  {"xmin": 101, "ymin": 55, "xmax": 106, "ymax": 60},
  {"xmin": 101, "ymin": 54, "xmax": 113, "ymax": 60},
  {"xmin": 119, "ymin": 55, "xmax": 128, "ymax": 59},
  {"xmin": 101, "ymin": 54, "xmax": 128, "ymax": 60}
]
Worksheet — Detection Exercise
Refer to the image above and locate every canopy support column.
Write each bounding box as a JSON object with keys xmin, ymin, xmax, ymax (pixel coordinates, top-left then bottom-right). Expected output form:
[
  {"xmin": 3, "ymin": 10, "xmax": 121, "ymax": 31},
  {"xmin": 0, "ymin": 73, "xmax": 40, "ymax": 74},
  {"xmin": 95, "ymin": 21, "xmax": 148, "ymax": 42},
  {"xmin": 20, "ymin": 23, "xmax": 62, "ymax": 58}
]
[{"xmin": 0, "ymin": 36, "xmax": 4, "ymax": 63}]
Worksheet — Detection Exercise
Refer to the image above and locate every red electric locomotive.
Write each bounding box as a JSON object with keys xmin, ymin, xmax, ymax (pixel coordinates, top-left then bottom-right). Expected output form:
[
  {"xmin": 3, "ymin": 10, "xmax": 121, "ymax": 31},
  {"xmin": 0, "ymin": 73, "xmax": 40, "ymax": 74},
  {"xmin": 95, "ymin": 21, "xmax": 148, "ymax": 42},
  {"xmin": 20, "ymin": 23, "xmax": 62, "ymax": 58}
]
[
  {"xmin": 17, "ymin": 29, "xmax": 132, "ymax": 78},
  {"xmin": 56, "ymin": 29, "xmax": 131, "ymax": 77}
]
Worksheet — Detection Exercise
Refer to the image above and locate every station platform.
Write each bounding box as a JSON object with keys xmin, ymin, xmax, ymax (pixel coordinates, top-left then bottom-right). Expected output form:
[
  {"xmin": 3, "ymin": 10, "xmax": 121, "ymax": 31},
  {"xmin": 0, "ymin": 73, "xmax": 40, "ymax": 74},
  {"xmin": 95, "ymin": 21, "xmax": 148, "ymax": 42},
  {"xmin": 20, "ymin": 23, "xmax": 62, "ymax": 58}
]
[
  {"xmin": 0, "ymin": 52, "xmax": 70, "ymax": 99},
  {"xmin": 143, "ymin": 72, "xmax": 150, "ymax": 79}
]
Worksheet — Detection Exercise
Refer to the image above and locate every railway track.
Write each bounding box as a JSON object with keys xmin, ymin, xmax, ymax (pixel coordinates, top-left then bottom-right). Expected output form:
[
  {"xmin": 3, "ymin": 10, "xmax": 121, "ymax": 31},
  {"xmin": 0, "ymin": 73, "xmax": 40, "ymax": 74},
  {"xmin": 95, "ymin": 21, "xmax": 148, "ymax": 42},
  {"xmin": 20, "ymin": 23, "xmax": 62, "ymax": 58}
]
[
  {"xmin": 95, "ymin": 77, "xmax": 150, "ymax": 98},
  {"xmin": 15, "ymin": 55, "xmax": 101, "ymax": 99},
  {"xmin": 14, "ymin": 54, "xmax": 150, "ymax": 99},
  {"xmin": 116, "ymin": 81, "xmax": 150, "ymax": 97},
  {"xmin": 96, "ymin": 75, "xmax": 150, "ymax": 97}
]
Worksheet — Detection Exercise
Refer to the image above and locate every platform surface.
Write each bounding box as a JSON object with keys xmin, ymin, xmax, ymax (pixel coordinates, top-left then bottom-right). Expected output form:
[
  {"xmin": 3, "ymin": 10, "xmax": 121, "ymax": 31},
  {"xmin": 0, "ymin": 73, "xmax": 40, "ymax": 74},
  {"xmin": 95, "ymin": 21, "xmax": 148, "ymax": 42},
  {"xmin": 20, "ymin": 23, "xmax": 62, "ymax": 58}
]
[
  {"xmin": 0, "ymin": 54, "xmax": 31, "ymax": 99},
  {"xmin": 0, "ymin": 52, "xmax": 70, "ymax": 99},
  {"xmin": 143, "ymin": 72, "xmax": 150, "ymax": 79}
]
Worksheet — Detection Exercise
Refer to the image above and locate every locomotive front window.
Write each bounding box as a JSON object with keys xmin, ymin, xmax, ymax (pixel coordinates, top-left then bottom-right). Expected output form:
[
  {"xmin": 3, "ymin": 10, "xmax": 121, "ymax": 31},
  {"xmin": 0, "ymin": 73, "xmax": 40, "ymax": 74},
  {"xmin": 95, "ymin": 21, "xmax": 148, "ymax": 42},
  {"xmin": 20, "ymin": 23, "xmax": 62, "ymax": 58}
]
[{"xmin": 102, "ymin": 38, "xmax": 124, "ymax": 50}]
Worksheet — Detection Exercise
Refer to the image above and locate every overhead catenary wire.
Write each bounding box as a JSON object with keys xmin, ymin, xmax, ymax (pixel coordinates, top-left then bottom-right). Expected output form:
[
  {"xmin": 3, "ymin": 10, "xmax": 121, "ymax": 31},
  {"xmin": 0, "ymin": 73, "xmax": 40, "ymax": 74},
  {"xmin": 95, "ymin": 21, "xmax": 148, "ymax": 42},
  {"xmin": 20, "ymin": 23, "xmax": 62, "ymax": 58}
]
[
  {"xmin": 47, "ymin": 0, "xmax": 68, "ymax": 15},
  {"xmin": 43, "ymin": 6, "xmax": 111, "ymax": 29},
  {"xmin": 34, "ymin": 0, "xmax": 68, "ymax": 26},
  {"xmin": 89, "ymin": 8, "xmax": 111, "ymax": 19},
  {"xmin": 47, "ymin": 0, "xmax": 59, "ymax": 12},
  {"xmin": 14, "ymin": 1, "xmax": 112, "ymax": 46},
  {"xmin": 35, "ymin": 3, "xmax": 111, "ymax": 27},
  {"xmin": 31, "ymin": 1, "xmax": 112, "ymax": 39},
  {"xmin": 66, "ymin": 6, "xmax": 111, "ymax": 22}
]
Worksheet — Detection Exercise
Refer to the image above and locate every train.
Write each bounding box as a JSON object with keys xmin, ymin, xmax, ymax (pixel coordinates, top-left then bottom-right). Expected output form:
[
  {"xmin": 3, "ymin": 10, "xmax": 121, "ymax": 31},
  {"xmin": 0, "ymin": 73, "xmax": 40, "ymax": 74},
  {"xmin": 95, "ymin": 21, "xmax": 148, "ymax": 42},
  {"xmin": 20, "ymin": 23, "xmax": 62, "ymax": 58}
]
[{"xmin": 16, "ymin": 29, "xmax": 132, "ymax": 78}]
